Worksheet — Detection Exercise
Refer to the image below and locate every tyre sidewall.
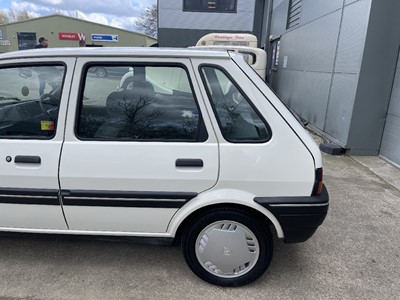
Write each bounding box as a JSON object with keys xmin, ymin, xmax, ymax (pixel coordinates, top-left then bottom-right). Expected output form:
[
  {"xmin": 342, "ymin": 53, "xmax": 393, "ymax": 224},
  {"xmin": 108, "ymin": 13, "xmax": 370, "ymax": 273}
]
[{"xmin": 182, "ymin": 209, "xmax": 273, "ymax": 287}]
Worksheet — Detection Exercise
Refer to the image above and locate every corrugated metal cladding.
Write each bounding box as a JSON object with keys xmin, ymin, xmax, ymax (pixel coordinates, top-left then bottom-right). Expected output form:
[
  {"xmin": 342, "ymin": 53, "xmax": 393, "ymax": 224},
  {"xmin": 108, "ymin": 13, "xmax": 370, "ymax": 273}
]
[
  {"xmin": 159, "ymin": 0, "xmax": 255, "ymax": 31},
  {"xmin": 0, "ymin": 14, "xmax": 156, "ymax": 53},
  {"xmin": 380, "ymin": 55, "xmax": 400, "ymax": 166},
  {"xmin": 270, "ymin": 0, "xmax": 371, "ymax": 147},
  {"xmin": 286, "ymin": 0, "xmax": 302, "ymax": 29}
]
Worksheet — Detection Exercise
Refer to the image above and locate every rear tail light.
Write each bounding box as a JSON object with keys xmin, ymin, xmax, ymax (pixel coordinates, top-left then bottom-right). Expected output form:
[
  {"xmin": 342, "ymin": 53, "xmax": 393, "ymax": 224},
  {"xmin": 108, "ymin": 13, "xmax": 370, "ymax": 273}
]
[{"xmin": 312, "ymin": 168, "xmax": 323, "ymax": 196}]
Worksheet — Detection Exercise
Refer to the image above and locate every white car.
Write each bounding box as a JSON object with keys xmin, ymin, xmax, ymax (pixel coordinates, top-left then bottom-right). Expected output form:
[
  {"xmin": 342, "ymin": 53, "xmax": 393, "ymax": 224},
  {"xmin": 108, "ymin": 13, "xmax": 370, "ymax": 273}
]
[{"xmin": 0, "ymin": 47, "xmax": 328, "ymax": 287}]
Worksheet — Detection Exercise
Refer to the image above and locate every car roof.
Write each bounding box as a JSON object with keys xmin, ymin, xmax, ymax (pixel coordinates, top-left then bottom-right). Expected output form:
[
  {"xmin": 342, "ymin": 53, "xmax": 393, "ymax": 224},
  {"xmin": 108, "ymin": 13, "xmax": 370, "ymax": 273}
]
[{"xmin": 0, "ymin": 47, "xmax": 231, "ymax": 61}]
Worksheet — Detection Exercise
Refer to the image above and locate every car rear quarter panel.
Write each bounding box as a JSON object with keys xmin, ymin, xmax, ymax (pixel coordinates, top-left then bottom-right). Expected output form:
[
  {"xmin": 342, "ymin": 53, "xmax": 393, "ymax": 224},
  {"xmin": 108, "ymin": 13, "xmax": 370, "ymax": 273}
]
[{"xmin": 190, "ymin": 57, "xmax": 317, "ymax": 197}]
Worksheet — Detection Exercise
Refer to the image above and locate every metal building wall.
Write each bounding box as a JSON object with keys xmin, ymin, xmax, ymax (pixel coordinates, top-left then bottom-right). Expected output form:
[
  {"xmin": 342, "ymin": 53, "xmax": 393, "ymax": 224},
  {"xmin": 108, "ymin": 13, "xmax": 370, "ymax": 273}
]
[
  {"xmin": 158, "ymin": 0, "xmax": 262, "ymax": 47},
  {"xmin": 379, "ymin": 57, "xmax": 400, "ymax": 166},
  {"xmin": 271, "ymin": 0, "xmax": 366, "ymax": 143},
  {"xmin": 271, "ymin": 0, "xmax": 400, "ymax": 155},
  {"xmin": 346, "ymin": 0, "xmax": 400, "ymax": 155},
  {"xmin": 0, "ymin": 15, "xmax": 155, "ymax": 53}
]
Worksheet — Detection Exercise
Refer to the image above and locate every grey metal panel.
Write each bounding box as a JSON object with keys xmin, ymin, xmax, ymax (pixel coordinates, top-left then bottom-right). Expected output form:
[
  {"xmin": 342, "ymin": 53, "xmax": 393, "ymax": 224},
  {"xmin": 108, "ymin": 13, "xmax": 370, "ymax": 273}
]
[
  {"xmin": 347, "ymin": 0, "xmax": 400, "ymax": 155},
  {"xmin": 380, "ymin": 115, "xmax": 400, "ymax": 164},
  {"xmin": 159, "ymin": 0, "xmax": 255, "ymax": 31},
  {"xmin": 381, "ymin": 60, "xmax": 400, "ymax": 164},
  {"xmin": 345, "ymin": 0, "xmax": 359, "ymax": 6},
  {"xmin": 158, "ymin": 28, "xmax": 252, "ymax": 47},
  {"xmin": 277, "ymin": 10, "xmax": 341, "ymax": 73},
  {"xmin": 324, "ymin": 73, "xmax": 359, "ymax": 144},
  {"xmin": 300, "ymin": 0, "xmax": 343, "ymax": 25},
  {"xmin": 270, "ymin": 0, "xmax": 289, "ymax": 37},
  {"xmin": 387, "ymin": 68, "xmax": 400, "ymax": 118},
  {"xmin": 273, "ymin": 70, "xmax": 331, "ymax": 130},
  {"xmin": 334, "ymin": 0, "xmax": 371, "ymax": 74}
]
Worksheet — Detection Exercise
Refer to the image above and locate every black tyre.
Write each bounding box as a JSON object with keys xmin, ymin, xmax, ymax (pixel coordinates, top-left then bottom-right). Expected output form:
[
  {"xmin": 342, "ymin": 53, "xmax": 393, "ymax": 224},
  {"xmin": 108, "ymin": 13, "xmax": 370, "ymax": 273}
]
[
  {"xmin": 95, "ymin": 67, "xmax": 107, "ymax": 78},
  {"xmin": 182, "ymin": 208, "xmax": 273, "ymax": 287}
]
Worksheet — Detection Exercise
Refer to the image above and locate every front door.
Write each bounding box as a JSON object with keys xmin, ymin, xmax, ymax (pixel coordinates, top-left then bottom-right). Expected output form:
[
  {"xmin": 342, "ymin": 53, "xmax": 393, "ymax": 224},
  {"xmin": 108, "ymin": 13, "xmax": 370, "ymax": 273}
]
[
  {"xmin": 0, "ymin": 58, "xmax": 75, "ymax": 229},
  {"xmin": 59, "ymin": 57, "xmax": 219, "ymax": 233}
]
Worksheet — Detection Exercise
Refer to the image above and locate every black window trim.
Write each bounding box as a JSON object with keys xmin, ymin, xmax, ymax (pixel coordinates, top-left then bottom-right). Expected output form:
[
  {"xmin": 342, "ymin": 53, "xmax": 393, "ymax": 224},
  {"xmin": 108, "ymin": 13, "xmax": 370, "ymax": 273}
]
[
  {"xmin": 75, "ymin": 61, "xmax": 209, "ymax": 143},
  {"xmin": 182, "ymin": 0, "xmax": 237, "ymax": 13},
  {"xmin": 199, "ymin": 63, "xmax": 272, "ymax": 144},
  {"xmin": 0, "ymin": 61, "xmax": 67, "ymax": 140}
]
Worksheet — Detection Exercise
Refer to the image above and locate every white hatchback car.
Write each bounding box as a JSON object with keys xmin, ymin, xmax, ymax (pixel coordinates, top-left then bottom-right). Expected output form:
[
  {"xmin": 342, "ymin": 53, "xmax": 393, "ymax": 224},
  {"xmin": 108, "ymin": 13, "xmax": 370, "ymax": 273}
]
[{"xmin": 0, "ymin": 47, "xmax": 328, "ymax": 287}]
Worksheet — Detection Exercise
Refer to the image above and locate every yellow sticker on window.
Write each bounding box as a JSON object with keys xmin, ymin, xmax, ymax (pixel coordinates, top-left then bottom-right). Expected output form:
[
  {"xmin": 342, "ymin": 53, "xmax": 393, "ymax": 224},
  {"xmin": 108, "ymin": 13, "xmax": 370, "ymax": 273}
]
[{"xmin": 41, "ymin": 120, "xmax": 55, "ymax": 131}]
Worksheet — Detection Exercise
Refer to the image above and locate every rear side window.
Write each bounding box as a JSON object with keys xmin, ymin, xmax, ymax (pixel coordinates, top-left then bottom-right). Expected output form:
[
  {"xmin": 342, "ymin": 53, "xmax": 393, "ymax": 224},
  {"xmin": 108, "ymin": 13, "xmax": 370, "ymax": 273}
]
[
  {"xmin": 0, "ymin": 64, "xmax": 65, "ymax": 139},
  {"xmin": 201, "ymin": 66, "xmax": 271, "ymax": 143},
  {"xmin": 77, "ymin": 64, "xmax": 207, "ymax": 142}
]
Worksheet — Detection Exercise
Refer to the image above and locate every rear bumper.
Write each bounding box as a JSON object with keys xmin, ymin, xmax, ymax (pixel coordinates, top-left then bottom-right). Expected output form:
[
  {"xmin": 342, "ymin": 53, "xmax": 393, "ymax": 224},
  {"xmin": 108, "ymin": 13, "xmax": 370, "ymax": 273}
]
[{"xmin": 254, "ymin": 184, "xmax": 329, "ymax": 243}]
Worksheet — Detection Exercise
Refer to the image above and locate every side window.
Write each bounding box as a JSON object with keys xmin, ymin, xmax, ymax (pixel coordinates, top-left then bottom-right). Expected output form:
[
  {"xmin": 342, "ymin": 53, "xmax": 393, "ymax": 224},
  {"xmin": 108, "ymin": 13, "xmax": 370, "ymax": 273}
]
[
  {"xmin": 77, "ymin": 64, "xmax": 207, "ymax": 142},
  {"xmin": 0, "ymin": 64, "xmax": 64, "ymax": 138},
  {"xmin": 201, "ymin": 66, "xmax": 271, "ymax": 142}
]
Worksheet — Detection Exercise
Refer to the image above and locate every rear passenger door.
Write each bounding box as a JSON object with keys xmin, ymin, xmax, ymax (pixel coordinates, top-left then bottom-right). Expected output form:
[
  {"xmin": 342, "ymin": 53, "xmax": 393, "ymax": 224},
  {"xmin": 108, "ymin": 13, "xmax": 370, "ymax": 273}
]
[{"xmin": 59, "ymin": 57, "xmax": 219, "ymax": 233}]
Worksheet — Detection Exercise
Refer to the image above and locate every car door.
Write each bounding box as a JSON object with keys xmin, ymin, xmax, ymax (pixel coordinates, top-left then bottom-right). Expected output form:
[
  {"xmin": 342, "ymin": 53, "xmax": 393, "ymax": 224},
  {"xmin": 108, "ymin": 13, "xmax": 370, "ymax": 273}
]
[
  {"xmin": 0, "ymin": 57, "xmax": 75, "ymax": 230},
  {"xmin": 59, "ymin": 57, "xmax": 219, "ymax": 233}
]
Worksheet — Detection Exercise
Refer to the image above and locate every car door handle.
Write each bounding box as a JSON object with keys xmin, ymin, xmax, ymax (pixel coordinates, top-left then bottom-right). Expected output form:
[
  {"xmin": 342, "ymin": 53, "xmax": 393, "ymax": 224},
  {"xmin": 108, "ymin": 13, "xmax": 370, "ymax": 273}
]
[
  {"xmin": 175, "ymin": 159, "xmax": 203, "ymax": 167},
  {"xmin": 14, "ymin": 155, "xmax": 41, "ymax": 164}
]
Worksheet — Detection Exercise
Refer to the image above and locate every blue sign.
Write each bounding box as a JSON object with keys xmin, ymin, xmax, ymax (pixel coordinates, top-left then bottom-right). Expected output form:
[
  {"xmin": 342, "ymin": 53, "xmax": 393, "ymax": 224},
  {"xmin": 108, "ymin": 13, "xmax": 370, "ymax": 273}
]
[{"xmin": 91, "ymin": 34, "xmax": 119, "ymax": 43}]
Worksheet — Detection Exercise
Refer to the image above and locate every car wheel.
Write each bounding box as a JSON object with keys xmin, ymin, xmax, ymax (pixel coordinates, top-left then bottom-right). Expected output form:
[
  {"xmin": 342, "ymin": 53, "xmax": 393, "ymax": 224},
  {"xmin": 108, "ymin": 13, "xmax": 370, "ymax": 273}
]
[
  {"xmin": 96, "ymin": 67, "xmax": 107, "ymax": 78},
  {"xmin": 182, "ymin": 208, "xmax": 273, "ymax": 287}
]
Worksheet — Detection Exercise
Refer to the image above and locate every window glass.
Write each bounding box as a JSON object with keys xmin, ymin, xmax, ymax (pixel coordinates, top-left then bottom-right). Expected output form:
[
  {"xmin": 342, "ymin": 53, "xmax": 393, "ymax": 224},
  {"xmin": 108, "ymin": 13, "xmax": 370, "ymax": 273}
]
[
  {"xmin": 77, "ymin": 65, "xmax": 206, "ymax": 142},
  {"xmin": 201, "ymin": 66, "xmax": 270, "ymax": 142},
  {"xmin": 17, "ymin": 32, "xmax": 37, "ymax": 50},
  {"xmin": 183, "ymin": 0, "xmax": 237, "ymax": 13},
  {"xmin": 0, "ymin": 65, "xmax": 64, "ymax": 138}
]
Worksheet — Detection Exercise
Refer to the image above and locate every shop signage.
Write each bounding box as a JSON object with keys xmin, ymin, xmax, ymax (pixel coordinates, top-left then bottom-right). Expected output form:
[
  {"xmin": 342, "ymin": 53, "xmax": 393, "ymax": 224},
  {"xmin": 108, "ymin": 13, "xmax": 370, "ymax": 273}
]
[
  {"xmin": 0, "ymin": 40, "xmax": 11, "ymax": 46},
  {"xmin": 0, "ymin": 29, "xmax": 3, "ymax": 39},
  {"xmin": 91, "ymin": 34, "xmax": 118, "ymax": 42},
  {"xmin": 59, "ymin": 32, "xmax": 86, "ymax": 41}
]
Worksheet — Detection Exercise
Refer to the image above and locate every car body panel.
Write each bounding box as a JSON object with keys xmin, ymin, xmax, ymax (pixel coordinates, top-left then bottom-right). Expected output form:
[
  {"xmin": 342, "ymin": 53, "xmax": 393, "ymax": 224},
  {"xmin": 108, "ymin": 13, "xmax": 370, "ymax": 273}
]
[{"xmin": 0, "ymin": 48, "xmax": 326, "ymax": 242}]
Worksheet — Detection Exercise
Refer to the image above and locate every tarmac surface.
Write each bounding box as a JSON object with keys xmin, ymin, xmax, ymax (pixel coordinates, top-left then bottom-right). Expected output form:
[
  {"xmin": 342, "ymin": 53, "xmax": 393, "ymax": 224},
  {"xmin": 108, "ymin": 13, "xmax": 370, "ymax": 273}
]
[{"xmin": 0, "ymin": 152, "xmax": 399, "ymax": 299}]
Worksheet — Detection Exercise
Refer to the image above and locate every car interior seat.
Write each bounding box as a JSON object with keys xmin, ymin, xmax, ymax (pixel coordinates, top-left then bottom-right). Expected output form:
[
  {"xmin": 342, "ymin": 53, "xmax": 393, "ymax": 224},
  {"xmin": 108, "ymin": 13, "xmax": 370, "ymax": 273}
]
[{"xmin": 95, "ymin": 81, "xmax": 155, "ymax": 138}]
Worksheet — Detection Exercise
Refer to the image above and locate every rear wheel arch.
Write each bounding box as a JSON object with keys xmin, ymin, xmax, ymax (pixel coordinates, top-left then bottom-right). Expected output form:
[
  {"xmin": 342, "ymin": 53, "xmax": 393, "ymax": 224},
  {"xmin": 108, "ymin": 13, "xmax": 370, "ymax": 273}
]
[{"xmin": 173, "ymin": 203, "xmax": 277, "ymax": 245}]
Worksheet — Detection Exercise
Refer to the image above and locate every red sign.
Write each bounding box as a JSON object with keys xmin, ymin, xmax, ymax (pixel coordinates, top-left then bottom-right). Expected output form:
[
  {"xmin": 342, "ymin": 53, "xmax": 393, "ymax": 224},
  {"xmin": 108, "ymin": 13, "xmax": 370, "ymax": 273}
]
[{"xmin": 58, "ymin": 32, "xmax": 86, "ymax": 41}]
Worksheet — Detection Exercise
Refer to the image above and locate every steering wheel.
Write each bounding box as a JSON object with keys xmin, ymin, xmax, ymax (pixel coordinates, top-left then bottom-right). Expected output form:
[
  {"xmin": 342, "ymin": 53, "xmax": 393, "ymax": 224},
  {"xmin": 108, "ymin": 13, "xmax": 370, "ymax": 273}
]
[{"xmin": 39, "ymin": 93, "xmax": 59, "ymax": 118}]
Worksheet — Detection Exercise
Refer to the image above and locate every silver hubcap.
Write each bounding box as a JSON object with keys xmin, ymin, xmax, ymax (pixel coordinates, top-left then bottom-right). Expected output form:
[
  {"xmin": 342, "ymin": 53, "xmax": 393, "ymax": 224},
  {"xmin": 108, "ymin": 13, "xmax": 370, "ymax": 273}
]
[{"xmin": 195, "ymin": 221, "xmax": 259, "ymax": 278}]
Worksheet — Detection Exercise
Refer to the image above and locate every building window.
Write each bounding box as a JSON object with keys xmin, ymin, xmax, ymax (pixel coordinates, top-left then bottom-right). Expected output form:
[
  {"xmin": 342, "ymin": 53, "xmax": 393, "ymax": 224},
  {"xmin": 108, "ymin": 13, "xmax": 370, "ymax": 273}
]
[
  {"xmin": 183, "ymin": 0, "xmax": 237, "ymax": 13},
  {"xmin": 17, "ymin": 32, "xmax": 37, "ymax": 50},
  {"xmin": 287, "ymin": 0, "xmax": 302, "ymax": 29}
]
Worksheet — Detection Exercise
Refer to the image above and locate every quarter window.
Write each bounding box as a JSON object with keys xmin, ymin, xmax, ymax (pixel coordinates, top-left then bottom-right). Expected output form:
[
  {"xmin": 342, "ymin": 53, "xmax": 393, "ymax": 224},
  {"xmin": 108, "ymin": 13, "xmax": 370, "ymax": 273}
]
[
  {"xmin": 77, "ymin": 64, "xmax": 207, "ymax": 142},
  {"xmin": 0, "ymin": 65, "xmax": 64, "ymax": 138},
  {"xmin": 201, "ymin": 66, "xmax": 270, "ymax": 142}
]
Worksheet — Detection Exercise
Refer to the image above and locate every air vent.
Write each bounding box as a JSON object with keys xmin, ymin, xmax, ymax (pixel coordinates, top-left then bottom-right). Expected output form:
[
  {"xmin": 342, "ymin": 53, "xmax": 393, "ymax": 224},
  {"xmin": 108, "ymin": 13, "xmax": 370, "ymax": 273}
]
[{"xmin": 287, "ymin": 0, "xmax": 302, "ymax": 29}]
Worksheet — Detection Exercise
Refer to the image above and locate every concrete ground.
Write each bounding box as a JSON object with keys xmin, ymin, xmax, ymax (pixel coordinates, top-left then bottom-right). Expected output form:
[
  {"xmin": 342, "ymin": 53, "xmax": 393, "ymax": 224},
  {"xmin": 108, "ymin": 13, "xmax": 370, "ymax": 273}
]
[{"xmin": 0, "ymin": 153, "xmax": 399, "ymax": 299}]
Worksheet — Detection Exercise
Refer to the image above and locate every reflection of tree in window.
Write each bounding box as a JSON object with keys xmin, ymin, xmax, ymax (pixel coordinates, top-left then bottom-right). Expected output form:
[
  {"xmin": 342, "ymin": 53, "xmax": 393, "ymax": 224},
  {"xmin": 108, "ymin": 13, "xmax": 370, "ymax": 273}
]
[
  {"xmin": 181, "ymin": 113, "xmax": 199, "ymax": 138},
  {"xmin": 117, "ymin": 93, "xmax": 163, "ymax": 139}
]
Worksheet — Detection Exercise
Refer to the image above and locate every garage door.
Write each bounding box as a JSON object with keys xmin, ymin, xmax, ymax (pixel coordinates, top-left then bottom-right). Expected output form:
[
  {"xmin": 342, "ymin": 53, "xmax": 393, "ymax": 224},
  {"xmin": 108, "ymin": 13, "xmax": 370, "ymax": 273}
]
[{"xmin": 380, "ymin": 54, "xmax": 400, "ymax": 167}]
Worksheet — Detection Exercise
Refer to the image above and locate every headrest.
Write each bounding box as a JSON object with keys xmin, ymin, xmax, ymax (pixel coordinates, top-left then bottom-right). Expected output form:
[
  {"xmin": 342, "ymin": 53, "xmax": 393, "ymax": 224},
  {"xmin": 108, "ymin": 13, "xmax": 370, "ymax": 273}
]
[
  {"xmin": 106, "ymin": 90, "xmax": 133, "ymax": 118},
  {"xmin": 132, "ymin": 80, "xmax": 155, "ymax": 97}
]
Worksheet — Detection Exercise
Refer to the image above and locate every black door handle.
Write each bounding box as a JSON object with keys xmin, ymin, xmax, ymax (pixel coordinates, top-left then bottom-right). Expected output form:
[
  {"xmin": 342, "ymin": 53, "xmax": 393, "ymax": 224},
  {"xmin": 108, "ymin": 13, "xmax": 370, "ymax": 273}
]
[
  {"xmin": 175, "ymin": 159, "xmax": 203, "ymax": 167},
  {"xmin": 14, "ymin": 155, "xmax": 41, "ymax": 164}
]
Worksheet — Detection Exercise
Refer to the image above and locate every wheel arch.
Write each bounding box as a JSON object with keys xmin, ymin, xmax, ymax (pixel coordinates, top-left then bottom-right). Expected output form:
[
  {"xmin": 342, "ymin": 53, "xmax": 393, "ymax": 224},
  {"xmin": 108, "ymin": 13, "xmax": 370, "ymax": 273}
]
[{"xmin": 168, "ymin": 196, "xmax": 284, "ymax": 243}]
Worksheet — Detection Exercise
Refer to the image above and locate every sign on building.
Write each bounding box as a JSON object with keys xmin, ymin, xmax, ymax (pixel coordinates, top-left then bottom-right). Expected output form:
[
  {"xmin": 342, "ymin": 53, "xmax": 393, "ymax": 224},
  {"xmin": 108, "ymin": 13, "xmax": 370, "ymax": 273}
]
[
  {"xmin": 59, "ymin": 32, "xmax": 86, "ymax": 41},
  {"xmin": 91, "ymin": 34, "xmax": 118, "ymax": 42}
]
